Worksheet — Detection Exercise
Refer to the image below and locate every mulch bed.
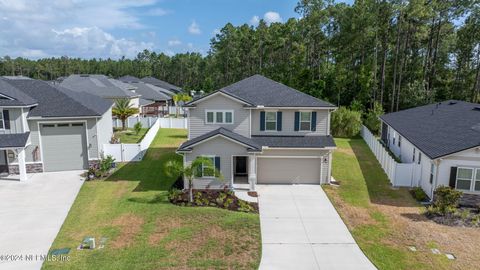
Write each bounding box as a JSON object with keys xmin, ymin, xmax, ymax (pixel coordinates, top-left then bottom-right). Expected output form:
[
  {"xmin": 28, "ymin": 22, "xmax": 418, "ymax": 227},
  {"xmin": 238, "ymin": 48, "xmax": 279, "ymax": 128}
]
[
  {"xmin": 169, "ymin": 189, "xmax": 258, "ymax": 213},
  {"xmin": 426, "ymin": 208, "xmax": 480, "ymax": 227}
]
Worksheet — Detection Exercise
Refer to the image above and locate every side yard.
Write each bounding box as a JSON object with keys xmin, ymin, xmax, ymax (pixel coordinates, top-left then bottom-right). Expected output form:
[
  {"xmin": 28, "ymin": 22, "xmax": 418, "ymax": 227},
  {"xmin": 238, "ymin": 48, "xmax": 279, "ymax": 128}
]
[
  {"xmin": 113, "ymin": 127, "xmax": 149, "ymax": 143},
  {"xmin": 325, "ymin": 138, "xmax": 480, "ymax": 270},
  {"xmin": 43, "ymin": 128, "xmax": 261, "ymax": 270}
]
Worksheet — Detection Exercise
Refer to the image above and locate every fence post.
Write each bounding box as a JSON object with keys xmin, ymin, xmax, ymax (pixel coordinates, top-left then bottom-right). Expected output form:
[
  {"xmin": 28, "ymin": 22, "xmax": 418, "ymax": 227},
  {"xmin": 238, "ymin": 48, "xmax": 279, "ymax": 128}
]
[{"xmin": 169, "ymin": 117, "xmax": 172, "ymax": 128}]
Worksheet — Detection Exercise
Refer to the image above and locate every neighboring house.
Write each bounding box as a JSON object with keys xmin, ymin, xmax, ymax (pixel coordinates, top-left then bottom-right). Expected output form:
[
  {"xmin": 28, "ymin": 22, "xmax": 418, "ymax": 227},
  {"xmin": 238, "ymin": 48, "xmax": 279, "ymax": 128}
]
[
  {"xmin": 177, "ymin": 75, "xmax": 336, "ymax": 190},
  {"xmin": 380, "ymin": 100, "xmax": 480, "ymax": 199},
  {"xmin": 0, "ymin": 77, "xmax": 113, "ymax": 180},
  {"xmin": 140, "ymin": 76, "xmax": 182, "ymax": 94},
  {"xmin": 59, "ymin": 74, "xmax": 141, "ymax": 114},
  {"xmin": 118, "ymin": 75, "xmax": 172, "ymax": 116}
]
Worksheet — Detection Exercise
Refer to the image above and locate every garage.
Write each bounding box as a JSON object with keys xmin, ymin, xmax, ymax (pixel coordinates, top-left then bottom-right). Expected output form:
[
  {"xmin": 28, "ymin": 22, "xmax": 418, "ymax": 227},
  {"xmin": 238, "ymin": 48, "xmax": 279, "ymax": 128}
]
[
  {"xmin": 257, "ymin": 157, "xmax": 321, "ymax": 184},
  {"xmin": 40, "ymin": 123, "xmax": 88, "ymax": 172}
]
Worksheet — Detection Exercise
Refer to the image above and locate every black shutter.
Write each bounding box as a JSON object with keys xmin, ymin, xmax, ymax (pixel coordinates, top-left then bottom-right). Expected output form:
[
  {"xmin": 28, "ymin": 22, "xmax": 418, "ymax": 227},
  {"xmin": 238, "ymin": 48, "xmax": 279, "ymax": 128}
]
[
  {"xmin": 449, "ymin": 167, "xmax": 457, "ymax": 188},
  {"xmin": 311, "ymin": 112, "xmax": 317, "ymax": 131},
  {"xmin": 3, "ymin": 110, "xmax": 10, "ymax": 130},
  {"xmin": 276, "ymin": 111, "xmax": 282, "ymax": 131},
  {"xmin": 214, "ymin": 156, "xmax": 221, "ymax": 177},
  {"xmin": 294, "ymin": 112, "xmax": 300, "ymax": 131},
  {"xmin": 260, "ymin": 111, "xmax": 265, "ymax": 131}
]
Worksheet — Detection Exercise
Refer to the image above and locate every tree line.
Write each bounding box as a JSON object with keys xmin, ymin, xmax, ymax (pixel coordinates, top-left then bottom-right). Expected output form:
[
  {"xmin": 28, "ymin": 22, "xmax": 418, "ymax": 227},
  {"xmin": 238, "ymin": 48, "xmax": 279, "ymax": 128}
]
[{"xmin": 1, "ymin": 0, "xmax": 478, "ymax": 112}]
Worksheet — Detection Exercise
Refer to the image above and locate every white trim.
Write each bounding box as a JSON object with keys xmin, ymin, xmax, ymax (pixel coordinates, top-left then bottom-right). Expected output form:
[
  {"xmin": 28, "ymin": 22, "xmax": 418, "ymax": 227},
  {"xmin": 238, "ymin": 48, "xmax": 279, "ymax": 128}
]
[
  {"xmin": 0, "ymin": 104, "xmax": 38, "ymax": 108},
  {"xmin": 257, "ymin": 155, "xmax": 322, "ymax": 159},
  {"xmin": 455, "ymin": 166, "xmax": 480, "ymax": 192},
  {"xmin": 205, "ymin": 109, "xmax": 234, "ymax": 125},
  {"xmin": 299, "ymin": 111, "xmax": 312, "ymax": 132},
  {"xmin": 0, "ymin": 93, "xmax": 14, "ymax": 100},
  {"xmin": 249, "ymin": 106, "xmax": 337, "ymax": 110},
  {"xmin": 188, "ymin": 91, "xmax": 252, "ymax": 106},
  {"xmin": 264, "ymin": 111, "xmax": 277, "ymax": 132},
  {"xmin": 201, "ymin": 155, "xmax": 216, "ymax": 178},
  {"xmin": 184, "ymin": 134, "xmax": 258, "ymax": 150},
  {"xmin": 249, "ymin": 109, "xmax": 251, "ymax": 137},
  {"xmin": 231, "ymin": 155, "xmax": 250, "ymax": 187},
  {"xmin": 28, "ymin": 116, "xmax": 100, "ymax": 120},
  {"xmin": 0, "ymin": 110, "xmax": 4, "ymax": 130},
  {"xmin": 262, "ymin": 147, "xmax": 337, "ymax": 150}
]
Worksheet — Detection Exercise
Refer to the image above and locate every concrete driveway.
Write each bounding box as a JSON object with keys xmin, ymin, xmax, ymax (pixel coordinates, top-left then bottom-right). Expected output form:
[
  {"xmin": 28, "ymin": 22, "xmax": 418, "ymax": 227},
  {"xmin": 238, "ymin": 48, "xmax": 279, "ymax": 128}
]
[
  {"xmin": 0, "ymin": 171, "xmax": 84, "ymax": 270},
  {"xmin": 257, "ymin": 185, "xmax": 376, "ymax": 270}
]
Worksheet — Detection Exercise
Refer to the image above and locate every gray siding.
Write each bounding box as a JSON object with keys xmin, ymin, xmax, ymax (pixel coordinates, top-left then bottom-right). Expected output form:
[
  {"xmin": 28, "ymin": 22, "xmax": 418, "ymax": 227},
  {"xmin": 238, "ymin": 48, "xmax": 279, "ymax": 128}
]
[
  {"xmin": 0, "ymin": 108, "xmax": 25, "ymax": 134},
  {"xmin": 188, "ymin": 94, "xmax": 250, "ymax": 139},
  {"xmin": 96, "ymin": 108, "xmax": 113, "ymax": 154},
  {"xmin": 185, "ymin": 136, "xmax": 249, "ymax": 189},
  {"xmin": 251, "ymin": 109, "xmax": 329, "ymax": 136}
]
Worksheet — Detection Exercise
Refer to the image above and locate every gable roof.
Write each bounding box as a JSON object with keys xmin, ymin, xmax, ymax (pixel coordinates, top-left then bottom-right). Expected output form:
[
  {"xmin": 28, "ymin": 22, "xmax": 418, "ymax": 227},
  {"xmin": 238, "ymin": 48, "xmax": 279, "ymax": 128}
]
[
  {"xmin": 140, "ymin": 76, "xmax": 182, "ymax": 93},
  {"xmin": 118, "ymin": 75, "xmax": 172, "ymax": 101},
  {"xmin": 187, "ymin": 75, "xmax": 335, "ymax": 108},
  {"xmin": 177, "ymin": 128, "xmax": 262, "ymax": 152},
  {"xmin": 380, "ymin": 100, "xmax": 480, "ymax": 159},
  {"xmin": 0, "ymin": 77, "xmax": 37, "ymax": 107},
  {"xmin": 1, "ymin": 77, "xmax": 111, "ymax": 118},
  {"xmin": 59, "ymin": 74, "xmax": 139, "ymax": 99}
]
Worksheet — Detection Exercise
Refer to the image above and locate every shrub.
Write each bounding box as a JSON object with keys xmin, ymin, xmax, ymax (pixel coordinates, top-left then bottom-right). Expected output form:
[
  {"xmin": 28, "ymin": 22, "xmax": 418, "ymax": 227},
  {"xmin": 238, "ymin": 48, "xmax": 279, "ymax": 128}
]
[
  {"xmin": 168, "ymin": 189, "xmax": 183, "ymax": 202},
  {"xmin": 99, "ymin": 155, "xmax": 115, "ymax": 175},
  {"xmin": 363, "ymin": 102, "xmax": 384, "ymax": 135},
  {"xmin": 411, "ymin": 187, "xmax": 428, "ymax": 202},
  {"xmin": 133, "ymin": 122, "xmax": 143, "ymax": 135},
  {"xmin": 331, "ymin": 107, "xmax": 362, "ymax": 137},
  {"xmin": 433, "ymin": 186, "xmax": 462, "ymax": 215}
]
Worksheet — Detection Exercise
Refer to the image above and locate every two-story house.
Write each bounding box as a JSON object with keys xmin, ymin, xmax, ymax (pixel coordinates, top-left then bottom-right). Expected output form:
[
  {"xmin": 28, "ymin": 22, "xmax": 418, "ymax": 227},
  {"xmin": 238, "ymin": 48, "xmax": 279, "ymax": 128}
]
[
  {"xmin": 0, "ymin": 77, "xmax": 113, "ymax": 181},
  {"xmin": 177, "ymin": 75, "xmax": 337, "ymax": 190}
]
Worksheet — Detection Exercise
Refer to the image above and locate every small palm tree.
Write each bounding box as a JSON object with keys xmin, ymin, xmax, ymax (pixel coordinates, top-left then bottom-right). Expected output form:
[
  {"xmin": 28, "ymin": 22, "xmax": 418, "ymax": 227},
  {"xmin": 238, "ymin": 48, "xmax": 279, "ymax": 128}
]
[
  {"xmin": 172, "ymin": 93, "xmax": 192, "ymax": 118},
  {"xmin": 166, "ymin": 157, "xmax": 223, "ymax": 202},
  {"xmin": 112, "ymin": 98, "xmax": 139, "ymax": 130}
]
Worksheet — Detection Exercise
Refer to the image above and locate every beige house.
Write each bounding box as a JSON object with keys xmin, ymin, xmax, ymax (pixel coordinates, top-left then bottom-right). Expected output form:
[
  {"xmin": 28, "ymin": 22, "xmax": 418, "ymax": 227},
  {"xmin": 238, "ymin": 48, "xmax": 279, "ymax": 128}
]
[{"xmin": 177, "ymin": 75, "xmax": 337, "ymax": 190}]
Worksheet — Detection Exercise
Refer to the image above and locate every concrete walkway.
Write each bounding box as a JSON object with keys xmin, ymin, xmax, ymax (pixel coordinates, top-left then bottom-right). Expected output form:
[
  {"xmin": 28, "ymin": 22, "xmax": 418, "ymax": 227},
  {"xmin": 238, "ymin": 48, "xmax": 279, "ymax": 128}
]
[
  {"xmin": 0, "ymin": 171, "xmax": 84, "ymax": 270},
  {"xmin": 257, "ymin": 185, "xmax": 376, "ymax": 270}
]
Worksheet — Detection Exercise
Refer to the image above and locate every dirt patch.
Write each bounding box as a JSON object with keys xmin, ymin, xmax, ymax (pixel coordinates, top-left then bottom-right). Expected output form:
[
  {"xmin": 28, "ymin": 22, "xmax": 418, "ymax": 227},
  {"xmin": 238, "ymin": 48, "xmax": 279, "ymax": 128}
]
[
  {"xmin": 148, "ymin": 217, "xmax": 184, "ymax": 246},
  {"xmin": 111, "ymin": 213, "xmax": 144, "ymax": 249}
]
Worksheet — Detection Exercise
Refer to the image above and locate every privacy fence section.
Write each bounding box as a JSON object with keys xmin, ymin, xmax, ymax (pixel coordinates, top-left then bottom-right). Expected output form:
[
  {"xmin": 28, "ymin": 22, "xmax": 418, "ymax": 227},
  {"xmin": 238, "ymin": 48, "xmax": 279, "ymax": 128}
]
[
  {"xmin": 105, "ymin": 118, "xmax": 161, "ymax": 162},
  {"xmin": 113, "ymin": 117, "xmax": 187, "ymax": 129},
  {"xmin": 360, "ymin": 126, "xmax": 418, "ymax": 187}
]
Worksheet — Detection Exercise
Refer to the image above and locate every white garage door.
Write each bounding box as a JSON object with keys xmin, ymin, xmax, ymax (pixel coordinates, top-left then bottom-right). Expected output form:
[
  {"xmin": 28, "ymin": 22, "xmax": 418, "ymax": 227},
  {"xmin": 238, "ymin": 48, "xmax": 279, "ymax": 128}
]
[
  {"xmin": 257, "ymin": 157, "xmax": 321, "ymax": 184},
  {"xmin": 40, "ymin": 123, "xmax": 88, "ymax": 172}
]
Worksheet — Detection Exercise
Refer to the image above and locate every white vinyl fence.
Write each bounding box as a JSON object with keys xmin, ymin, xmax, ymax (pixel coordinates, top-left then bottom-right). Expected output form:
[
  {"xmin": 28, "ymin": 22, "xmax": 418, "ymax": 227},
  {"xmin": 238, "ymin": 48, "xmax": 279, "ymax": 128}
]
[
  {"xmin": 361, "ymin": 126, "xmax": 419, "ymax": 187},
  {"xmin": 105, "ymin": 118, "xmax": 161, "ymax": 162},
  {"xmin": 113, "ymin": 116, "xmax": 188, "ymax": 129}
]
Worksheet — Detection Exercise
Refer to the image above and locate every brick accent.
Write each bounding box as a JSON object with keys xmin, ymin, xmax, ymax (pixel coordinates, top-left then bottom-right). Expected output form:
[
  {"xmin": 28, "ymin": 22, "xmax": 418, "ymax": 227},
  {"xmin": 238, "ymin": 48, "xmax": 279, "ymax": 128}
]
[
  {"xmin": 460, "ymin": 193, "xmax": 480, "ymax": 208},
  {"xmin": 8, "ymin": 163, "xmax": 44, "ymax": 174}
]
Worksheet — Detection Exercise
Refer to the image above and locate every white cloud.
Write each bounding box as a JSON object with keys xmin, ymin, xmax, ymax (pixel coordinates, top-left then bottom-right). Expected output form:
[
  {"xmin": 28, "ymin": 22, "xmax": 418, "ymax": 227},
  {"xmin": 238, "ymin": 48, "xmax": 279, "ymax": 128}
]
[
  {"xmin": 0, "ymin": 0, "xmax": 158, "ymax": 59},
  {"xmin": 146, "ymin": 8, "xmax": 170, "ymax": 16},
  {"xmin": 250, "ymin": 15, "xmax": 260, "ymax": 25},
  {"xmin": 264, "ymin": 11, "xmax": 282, "ymax": 24},
  {"xmin": 188, "ymin": 20, "xmax": 201, "ymax": 35},
  {"xmin": 168, "ymin": 38, "xmax": 182, "ymax": 47}
]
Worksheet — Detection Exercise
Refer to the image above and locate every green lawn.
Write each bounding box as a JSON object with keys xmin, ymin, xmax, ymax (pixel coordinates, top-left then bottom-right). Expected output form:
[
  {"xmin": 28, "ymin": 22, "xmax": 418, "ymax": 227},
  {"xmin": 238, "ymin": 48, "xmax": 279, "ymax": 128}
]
[
  {"xmin": 114, "ymin": 128, "xmax": 149, "ymax": 143},
  {"xmin": 325, "ymin": 138, "xmax": 452, "ymax": 270},
  {"xmin": 43, "ymin": 129, "xmax": 261, "ymax": 270}
]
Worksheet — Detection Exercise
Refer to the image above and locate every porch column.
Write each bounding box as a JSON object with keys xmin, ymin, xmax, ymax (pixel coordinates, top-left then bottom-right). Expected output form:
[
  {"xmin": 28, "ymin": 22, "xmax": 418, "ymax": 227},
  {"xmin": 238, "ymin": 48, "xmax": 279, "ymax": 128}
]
[
  {"xmin": 17, "ymin": 148, "xmax": 27, "ymax": 181},
  {"xmin": 248, "ymin": 155, "xmax": 257, "ymax": 191},
  {"xmin": 327, "ymin": 151, "xmax": 333, "ymax": 184}
]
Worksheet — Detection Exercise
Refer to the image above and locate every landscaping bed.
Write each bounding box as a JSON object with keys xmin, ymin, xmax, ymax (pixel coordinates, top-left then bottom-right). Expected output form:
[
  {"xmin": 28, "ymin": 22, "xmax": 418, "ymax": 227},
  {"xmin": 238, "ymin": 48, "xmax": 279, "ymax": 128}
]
[{"xmin": 169, "ymin": 189, "xmax": 259, "ymax": 213}]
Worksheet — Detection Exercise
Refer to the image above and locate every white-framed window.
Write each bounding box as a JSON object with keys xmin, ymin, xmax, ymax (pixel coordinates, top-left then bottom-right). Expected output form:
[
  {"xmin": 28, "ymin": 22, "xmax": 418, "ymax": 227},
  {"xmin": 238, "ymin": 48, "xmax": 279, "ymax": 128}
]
[
  {"xmin": 299, "ymin": 111, "xmax": 312, "ymax": 131},
  {"xmin": 455, "ymin": 167, "xmax": 480, "ymax": 192},
  {"xmin": 0, "ymin": 111, "xmax": 4, "ymax": 130},
  {"xmin": 205, "ymin": 110, "xmax": 234, "ymax": 124},
  {"xmin": 265, "ymin": 111, "xmax": 277, "ymax": 131},
  {"xmin": 202, "ymin": 155, "xmax": 215, "ymax": 178}
]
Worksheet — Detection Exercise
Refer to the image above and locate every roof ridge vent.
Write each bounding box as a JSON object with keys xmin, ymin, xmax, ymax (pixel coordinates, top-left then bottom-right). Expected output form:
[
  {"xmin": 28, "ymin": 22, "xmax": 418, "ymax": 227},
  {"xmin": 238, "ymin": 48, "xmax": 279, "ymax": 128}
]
[{"xmin": 448, "ymin": 101, "xmax": 457, "ymax": 105}]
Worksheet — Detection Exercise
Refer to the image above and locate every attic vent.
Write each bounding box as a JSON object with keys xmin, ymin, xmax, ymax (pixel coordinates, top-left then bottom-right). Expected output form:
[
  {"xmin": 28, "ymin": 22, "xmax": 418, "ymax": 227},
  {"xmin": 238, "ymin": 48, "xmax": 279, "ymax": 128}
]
[
  {"xmin": 473, "ymin": 107, "xmax": 480, "ymax": 111},
  {"xmin": 448, "ymin": 101, "xmax": 457, "ymax": 105}
]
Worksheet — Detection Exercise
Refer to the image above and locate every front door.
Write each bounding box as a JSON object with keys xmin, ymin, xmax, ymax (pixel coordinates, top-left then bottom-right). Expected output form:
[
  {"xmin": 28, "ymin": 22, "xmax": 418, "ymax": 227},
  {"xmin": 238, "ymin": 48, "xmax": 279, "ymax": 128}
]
[
  {"xmin": 235, "ymin": 156, "xmax": 248, "ymax": 176},
  {"xmin": 0, "ymin": 150, "xmax": 8, "ymax": 175}
]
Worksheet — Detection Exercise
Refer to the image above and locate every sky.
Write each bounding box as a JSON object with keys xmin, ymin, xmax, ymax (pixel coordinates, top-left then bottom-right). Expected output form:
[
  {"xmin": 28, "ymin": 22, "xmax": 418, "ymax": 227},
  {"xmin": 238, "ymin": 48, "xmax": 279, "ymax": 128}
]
[{"xmin": 0, "ymin": 0, "xmax": 352, "ymax": 59}]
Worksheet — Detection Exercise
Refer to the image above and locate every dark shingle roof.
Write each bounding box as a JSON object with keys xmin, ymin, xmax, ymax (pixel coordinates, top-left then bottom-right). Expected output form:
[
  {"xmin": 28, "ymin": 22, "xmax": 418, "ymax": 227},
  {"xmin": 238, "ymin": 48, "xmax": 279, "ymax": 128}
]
[
  {"xmin": 252, "ymin": 135, "xmax": 336, "ymax": 148},
  {"xmin": 0, "ymin": 77, "xmax": 37, "ymax": 106},
  {"xmin": 118, "ymin": 75, "xmax": 172, "ymax": 101},
  {"xmin": 54, "ymin": 86, "xmax": 112, "ymax": 115},
  {"xmin": 140, "ymin": 76, "xmax": 182, "ymax": 93},
  {"xmin": 60, "ymin": 74, "xmax": 139, "ymax": 99},
  {"xmin": 2, "ymin": 78, "xmax": 109, "ymax": 117},
  {"xmin": 178, "ymin": 128, "xmax": 262, "ymax": 152},
  {"xmin": 380, "ymin": 100, "xmax": 480, "ymax": 159},
  {"xmin": 215, "ymin": 75, "xmax": 335, "ymax": 107},
  {"xmin": 0, "ymin": 132, "xmax": 30, "ymax": 148}
]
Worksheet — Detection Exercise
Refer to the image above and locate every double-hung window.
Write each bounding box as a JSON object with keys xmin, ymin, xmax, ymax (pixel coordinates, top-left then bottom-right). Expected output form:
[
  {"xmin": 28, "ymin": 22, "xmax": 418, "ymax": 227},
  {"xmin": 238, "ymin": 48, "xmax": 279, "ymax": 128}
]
[
  {"xmin": 265, "ymin": 112, "xmax": 277, "ymax": 131},
  {"xmin": 455, "ymin": 167, "xmax": 480, "ymax": 192},
  {"xmin": 202, "ymin": 156, "xmax": 215, "ymax": 178},
  {"xmin": 0, "ymin": 111, "xmax": 4, "ymax": 130},
  {"xmin": 205, "ymin": 110, "xmax": 233, "ymax": 124},
  {"xmin": 299, "ymin": 112, "xmax": 312, "ymax": 131}
]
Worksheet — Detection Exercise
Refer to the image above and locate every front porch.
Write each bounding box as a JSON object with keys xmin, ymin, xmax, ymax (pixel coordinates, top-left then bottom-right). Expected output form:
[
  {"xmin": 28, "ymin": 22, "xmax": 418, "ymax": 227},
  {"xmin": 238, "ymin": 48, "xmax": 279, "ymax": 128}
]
[
  {"xmin": 231, "ymin": 155, "xmax": 257, "ymax": 191},
  {"xmin": 0, "ymin": 133, "xmax": 31, "ymax": 182}
]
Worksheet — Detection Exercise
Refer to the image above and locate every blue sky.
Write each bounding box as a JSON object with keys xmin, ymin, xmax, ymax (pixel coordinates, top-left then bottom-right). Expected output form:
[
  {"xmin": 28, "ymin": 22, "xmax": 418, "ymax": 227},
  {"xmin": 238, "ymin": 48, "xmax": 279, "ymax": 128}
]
[{"xmin": 0, "ymin": 0, "xmax": 352, "ymax": 59}]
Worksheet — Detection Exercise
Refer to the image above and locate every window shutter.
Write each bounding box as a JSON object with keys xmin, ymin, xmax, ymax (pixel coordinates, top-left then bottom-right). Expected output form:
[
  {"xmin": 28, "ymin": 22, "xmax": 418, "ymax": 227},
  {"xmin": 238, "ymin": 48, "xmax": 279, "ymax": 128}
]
[
  {"xmin": 260, "ymin": 111, "xmax": 265, "ymax": 131},
  {"xmin": 311, "ymin": 112, "xmax": 317, "ymax": 131},
  {"xmin": 3, "ymin": 110, "xmax": 10, "ymax": 130},
  {"xmin": 214, "ymin": 156, "xmax": 221, "ymax": 177},
  {"xmin": 294, "ymin": 112, "xmax": 300, "ymax": 131},
  {"xmin": 276, "ymin": 111, "xmax": 282, "ymax": 131},
  {"xmin": 449, "ymin": 167, "xmax": 457, "ymax": 188}
]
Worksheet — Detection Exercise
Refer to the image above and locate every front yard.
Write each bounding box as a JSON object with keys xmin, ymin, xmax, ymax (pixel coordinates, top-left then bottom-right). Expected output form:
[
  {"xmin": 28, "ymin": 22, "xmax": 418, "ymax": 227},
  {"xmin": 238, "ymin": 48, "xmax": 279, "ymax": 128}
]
[
  {"xmin": 326, "ymin": 138, "xmax": 480, "ymax": 270},
  {"xmin": 43, "ymin": 129, "xmax": 261, "ymax": 270}
]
